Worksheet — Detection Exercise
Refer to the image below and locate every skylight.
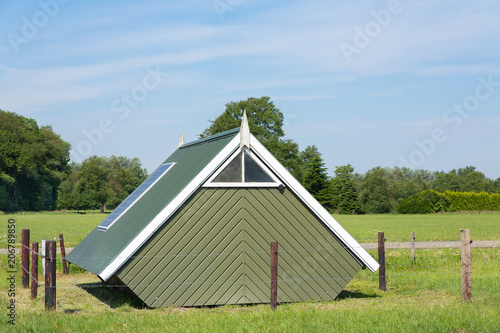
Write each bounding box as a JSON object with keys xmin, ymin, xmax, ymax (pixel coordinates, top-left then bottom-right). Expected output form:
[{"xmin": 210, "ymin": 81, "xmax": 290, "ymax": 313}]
[{"xmin": 98, "ymin": 162, "xmax": 175, "ymax": 231}]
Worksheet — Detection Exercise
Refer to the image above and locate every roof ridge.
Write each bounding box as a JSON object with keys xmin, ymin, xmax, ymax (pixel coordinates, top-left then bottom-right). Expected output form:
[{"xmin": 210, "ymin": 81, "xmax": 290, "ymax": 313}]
[{"xmin": 179, "ymin": 127, "xmax": 239, "ymax": 149}]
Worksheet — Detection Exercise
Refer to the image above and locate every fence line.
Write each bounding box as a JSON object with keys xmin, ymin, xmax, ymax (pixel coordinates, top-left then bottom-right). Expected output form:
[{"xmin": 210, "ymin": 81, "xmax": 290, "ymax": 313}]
[
  {"xmin": 34, "ymin": 270, "xmax": 469, "ymax": 290},
  {"xmin": 7, "ymin": 229, "xmax": 499, "ymax": 310},
  {"xmin": 21, "ymin": 264, "xmax": 44, "ymax": 287},
  {"xmin": 19, "ymin": 241, "xmax": 45, "ymax": 258},
  {"xmin": 11, "ymin": 240, "xmax": 494, "ymax": 271}
]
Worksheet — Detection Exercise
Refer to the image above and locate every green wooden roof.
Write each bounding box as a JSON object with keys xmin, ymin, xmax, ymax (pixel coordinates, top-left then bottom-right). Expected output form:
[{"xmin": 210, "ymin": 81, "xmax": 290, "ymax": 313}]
[{"xmin": 66, "ymin": 128, "xmax": 240, "ymax": 277}]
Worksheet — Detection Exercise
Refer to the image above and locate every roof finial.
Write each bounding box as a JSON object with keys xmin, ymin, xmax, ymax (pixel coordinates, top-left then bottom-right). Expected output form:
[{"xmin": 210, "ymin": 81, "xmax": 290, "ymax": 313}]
[
  {"xmin": 178, "ymin": 131, "xmax": 185, "ymax": 148},
  {"xmin": 240, "ymin": 109, "xmax": 250, "ymax": 147}
]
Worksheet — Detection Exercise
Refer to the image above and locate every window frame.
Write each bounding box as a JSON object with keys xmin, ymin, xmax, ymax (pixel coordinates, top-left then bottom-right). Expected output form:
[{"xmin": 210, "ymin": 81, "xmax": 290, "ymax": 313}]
[{"xmin": 203, "ymin": 148, "xmax": 280, "ymax": 188}]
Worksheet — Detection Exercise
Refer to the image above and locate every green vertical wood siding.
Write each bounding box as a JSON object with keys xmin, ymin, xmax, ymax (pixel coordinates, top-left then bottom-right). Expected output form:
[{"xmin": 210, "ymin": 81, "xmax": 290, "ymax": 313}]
[{"xmin": 116, "ymin": 188, "xmax": 362, "ymax": 307}]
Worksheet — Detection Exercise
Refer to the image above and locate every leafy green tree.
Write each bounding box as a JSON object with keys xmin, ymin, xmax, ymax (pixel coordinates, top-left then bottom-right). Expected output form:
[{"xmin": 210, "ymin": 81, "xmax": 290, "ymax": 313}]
[
  {"xmin": 200, "ymin": 96, "xmax": 307, "ymax": 182},
  {"xmin": 77, "ymin": 156, "xmax": 113, "ymax": 213},
  {"xmin": 103, "ymin": 156, "xmax": 147, "ymax": 209},
  {"xmin": 0, "ymin": 110, "xmax": 70, "ymax": 211},
  {"xmin": 432, "ymin": 171, "xmax": 461, "ymax": 192},
  {"xmin": 56, "ymin": 166, "xmax": 80, "ymax": 210},
  {"xmin": 359, "ymin": 168, "xmax": 392, "ymax": 213},
  {"xmin": 493, "ymin": 178, "xmax": 500, "ymax": 194},
  {"xmin": 432, "ymin": 166, "xmax": 492, "ymax": 193},
  {"xmin": 200, "ymin": 97, "xmax": 284, "ymax": 141},
  {"xmin": 385, "ymin": 167, "xmax": 430, "ymax": 211},
  {"xmin": 331, "ymin": 164, "xmax": 361, "ymax": 214},
  {"xmin": 57, "ymin": 157, "xmax": 147, "ymax": 212}
]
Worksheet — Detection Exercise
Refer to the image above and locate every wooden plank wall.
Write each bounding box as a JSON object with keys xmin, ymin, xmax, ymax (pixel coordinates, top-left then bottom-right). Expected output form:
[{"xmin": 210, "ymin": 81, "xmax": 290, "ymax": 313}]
[{"xmin": 117, "ymin": 188, "xmax": 362, "ymax": 307}]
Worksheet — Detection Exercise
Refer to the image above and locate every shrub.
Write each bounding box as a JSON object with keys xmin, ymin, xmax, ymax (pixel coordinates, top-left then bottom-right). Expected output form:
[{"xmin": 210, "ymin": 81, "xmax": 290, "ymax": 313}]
[
  {"xmin": 443, "ymin": 191, "xmax": 500, "ymax": 212},
  {"xmin": 398, "ymin": 190, "xmax": 450, "ymax": 214}
]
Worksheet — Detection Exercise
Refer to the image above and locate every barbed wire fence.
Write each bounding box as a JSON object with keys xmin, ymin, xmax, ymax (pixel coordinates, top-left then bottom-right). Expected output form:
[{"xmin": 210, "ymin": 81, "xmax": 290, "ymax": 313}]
[{"xmin": 10, "ymin": 228, "xmax": 495, "ymax": 310}]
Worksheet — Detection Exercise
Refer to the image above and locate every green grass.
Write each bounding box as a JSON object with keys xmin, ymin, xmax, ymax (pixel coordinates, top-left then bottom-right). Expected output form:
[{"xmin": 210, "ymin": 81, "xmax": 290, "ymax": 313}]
[
  {"xmin": 1, "ymin": 248, "xmax": 499, "ymax": 332},
  {"xmin": 2, "ymin": 211, "xmax": 499, "ymax": 250},
  {"xmin": 1, "ymin": 212, "xmax": 104, "ymax": 248},
  {"xmin": 1, "ymin": 211, "xmax": 499, "ymax": 332},
  {"xmin": 335, "ymin": 211, "xmax": 500, "ymax": 242}
]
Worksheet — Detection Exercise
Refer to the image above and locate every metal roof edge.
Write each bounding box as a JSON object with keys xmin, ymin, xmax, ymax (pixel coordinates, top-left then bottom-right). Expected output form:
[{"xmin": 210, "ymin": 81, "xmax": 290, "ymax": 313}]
[
  {"xmin": 249, "ymin": 134, "xmax": 380, "ymax": 273},
  {"xmin": 98, "ymin": 133, "xmax": 241, "ymax": 281},
  {"xmin": 179, "ymin": 128, "xmax": 240, "ymax": 150}
]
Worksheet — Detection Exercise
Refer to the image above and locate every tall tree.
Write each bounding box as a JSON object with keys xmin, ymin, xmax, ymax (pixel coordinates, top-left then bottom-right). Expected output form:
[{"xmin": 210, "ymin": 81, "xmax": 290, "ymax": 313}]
[
  {"xmin": 331, "ymin": 164, "xmax": 361, "ymax": 214},
  {"xmin": 0, "ymin": 110, "xmax": 70, "ymax": 211},
  {"xmin": 494, "ymin": 178, "xmax": 500, "ymax": 194},
  {"xmin": 359, "ymin": 168, "xmax": 392, "ymax": 213},
  {"xmin": 77, "ymin": 156, "xmax": 113, "ymax": 213},
  {"xmin": 302, "ymin": 148, "xmax": 332, "ymax": 210},
  {"xmin": 102, "ymin": 156, "xmax": 147, "ymax": 209},
  {"xmin": 200, "ymin": 97, "xmax": 304, "ymax": 181},
  {"xmin": 200, "ymin": 97, "xmax": 284, "ymax": 141}
]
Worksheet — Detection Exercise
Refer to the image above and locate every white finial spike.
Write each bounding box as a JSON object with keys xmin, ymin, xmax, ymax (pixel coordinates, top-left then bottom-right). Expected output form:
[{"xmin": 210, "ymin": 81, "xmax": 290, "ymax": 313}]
[
  {"xmin": 178, "ymin": 131, "xmax": 185, "ymax": 148},
  {"xmin": 240, "ymin": 110, "xmax": 250, "ymax": 147}
]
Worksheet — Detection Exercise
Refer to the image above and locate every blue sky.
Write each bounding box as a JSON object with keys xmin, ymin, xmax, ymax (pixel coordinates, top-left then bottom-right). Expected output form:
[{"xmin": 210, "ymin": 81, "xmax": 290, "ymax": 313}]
[{"xmin": 1, "ymin": 0, "xmax": 499, "ymax": 179}]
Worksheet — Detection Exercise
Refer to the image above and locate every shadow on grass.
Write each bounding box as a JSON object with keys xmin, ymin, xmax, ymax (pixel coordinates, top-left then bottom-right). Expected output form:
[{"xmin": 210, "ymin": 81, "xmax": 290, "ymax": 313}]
[
  {"xmin": 336, "ymin": 289, "xmax": 380, "ymax": 300},
  {"xmin": 77, "ymin": 282, "xmax": 147, "ymax": 309}
]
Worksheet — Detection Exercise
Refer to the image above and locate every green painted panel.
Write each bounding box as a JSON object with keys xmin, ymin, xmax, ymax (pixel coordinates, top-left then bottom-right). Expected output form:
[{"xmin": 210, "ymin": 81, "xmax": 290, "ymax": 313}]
[
  {"xmin": 278, "ymin": 188, "xmax": 361, "ymax": 274},
  {"xmin": 121, "ymin": 189, "xmax": 245, "ymax": 306},
  {"xmin": 116, "ymin": 187, "xmax": 362, "ymax": 307},
  {"xmin": 254, "ymin": 189, "xmax": 357, "ymax": 281},
  {"xmin": 245, "ymin": 190, "xmax": 344, "ymax": 298}
]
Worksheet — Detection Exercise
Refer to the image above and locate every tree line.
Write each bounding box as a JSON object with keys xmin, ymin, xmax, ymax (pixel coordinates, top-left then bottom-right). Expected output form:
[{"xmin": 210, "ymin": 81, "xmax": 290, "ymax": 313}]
[
  {"xmin": 56, "ymin": 156, "xmax": 147, "ymax": 213},
  {"xmin": 2, "ymin": 102, "xmax": 499, "ymax": 214},
  {"xmin": 198, "ymin": 97, "xmax": 500, "ymax": 214},
  {"xmin": 0, "ymin": 110, "xmax": 70, "ymax": 212}
]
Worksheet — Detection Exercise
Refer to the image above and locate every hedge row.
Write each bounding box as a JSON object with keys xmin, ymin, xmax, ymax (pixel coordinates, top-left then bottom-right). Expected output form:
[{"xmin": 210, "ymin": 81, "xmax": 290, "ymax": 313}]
[
  {"xmin": 398, "ymin": 190, "xmax": 500, "ymax": 214},
  {"xmin": 443, "ymin": 191, "xmax": 500, "ymax": 212}
]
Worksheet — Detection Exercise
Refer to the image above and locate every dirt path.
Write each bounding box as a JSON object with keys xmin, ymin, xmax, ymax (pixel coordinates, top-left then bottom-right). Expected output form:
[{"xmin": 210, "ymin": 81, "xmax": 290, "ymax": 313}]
[{"xmin": 2, "ymin": 240, "xmax": 499, "ymax": 254}]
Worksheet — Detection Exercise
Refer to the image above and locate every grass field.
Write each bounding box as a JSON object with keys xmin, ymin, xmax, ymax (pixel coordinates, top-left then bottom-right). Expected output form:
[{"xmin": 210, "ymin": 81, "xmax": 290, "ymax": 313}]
[
  {"xmin": 335, "ymin": 211, "xmax": 500, "ymax": 242},
  {"xmin": 1, "ymin": 212, "xmax": 499, "ymax": 332},
  {"xmin": 1, "ymin": 212, "xmax": 104, "ymax": 248},
  {"xmin": 1, "ymin": 248, "xmax": 499, "ymax": 332},
  {"xmin": 2, "ymin": 211, "xmax": 499, "ymax": 249}
]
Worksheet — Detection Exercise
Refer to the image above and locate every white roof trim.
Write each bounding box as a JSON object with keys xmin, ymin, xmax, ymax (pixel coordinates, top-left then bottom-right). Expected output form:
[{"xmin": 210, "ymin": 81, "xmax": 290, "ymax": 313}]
[
  {"xmin": 99, "ymin": 134, "xmax": 241, "ymax": 281},
  {"xmin": 249, "ymin": 135, "xmax": 380, "ymax": 272}
]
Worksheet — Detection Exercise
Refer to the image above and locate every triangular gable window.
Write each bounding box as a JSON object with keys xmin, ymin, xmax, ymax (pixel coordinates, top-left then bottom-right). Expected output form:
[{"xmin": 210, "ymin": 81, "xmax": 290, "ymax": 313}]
[{"xmin": 205, "ymin": 149, "xmax": 279, "ymax": 187}]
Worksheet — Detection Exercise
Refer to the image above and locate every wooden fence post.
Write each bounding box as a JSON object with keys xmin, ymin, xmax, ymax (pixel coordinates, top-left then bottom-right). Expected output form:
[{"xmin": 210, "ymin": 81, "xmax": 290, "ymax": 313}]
[
  {"xmin": 270, "ymin": 242, "xmax": 278, "ymax": 310},
  {"xmin": 45, "ymin": 240, "xmax": 56, "ymax": 310},
  {"xmin": 41, "ymin": 240, "xmax": 46, "ymax": 276},
  {"xmin": 21, "ymin": 229, "xmax": 30, "ymax": 288},
  {"xmin": 378, "ymin": 232, "xmax": 386, "ymax": 291},
  {"xmin": 59, "ymin": 234, "xmax": 68, "ymax": 274},
  {"xmin": 411, "ymin": 232, "xmax": 416, "ymax": 261},
  {"xmin": 31, "ymin": 242, "xmax": 38, "ymax": 300},
  {"xmin": 461, "ymin": 229, "xmax": 472, "ymax": 302}
]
